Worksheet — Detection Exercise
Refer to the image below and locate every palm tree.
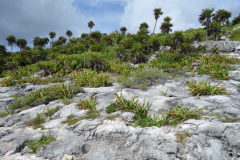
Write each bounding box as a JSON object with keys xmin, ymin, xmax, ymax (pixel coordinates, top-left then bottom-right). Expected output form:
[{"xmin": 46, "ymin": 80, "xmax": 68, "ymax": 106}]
[
  {"xmin": 199, "ymin": 8, "xmax": 215, "ymax": 41},
  {"xmin": 120, "ymin": 27, "xmax": 127, "ymax": 35},
  {"xmin": 16, "ymin": 39, "xmax": 27, "ymax": 51},
  {"xmin": 0, "ymin": 45, "xmax": 7, "ymax": 55},
  {"xmin": 6, "ymin": 35, "xmax": 16, "ymax": 53},
  {"xmin": 232, "ymin": 14, "xmax": 240, "ymax": 26},
  {"xmin": 160, "ymin": 17, "xmax": 173, "ymax": 36},
  {"xmin": 49, "ymin": 32, "xmax": 56, "ymax": 48},
  {"xmin": 88, "ymin": 21, "xmax": 95, "ymax": 33},
  {"xmin": 210, "ymin": 21, "xmax": 223, "ymax": 41},
  {"xmin": 153, "ymin": 8, "xmax": 163, "ymax": 35},
  {"xmin": 42, "ymin": 37, "xmax": 49, "ymax": 48},
  {"xmin": 66, "ymin": 30, "xmax": 73, "ymax": 41},
  {"xmin": 163, "ymin": 16, "xmax": 172, "ymax": 22},
  {"xmin": 213, "ymin": 9, "xmax": 231, "ymax": 25},
  {"xmin": 59, "ymin": 37, "xmax": 67, "ymax": 45},
  {"xmin": 139, "ymin": 22, "xmax": 149, "ymax": 30},
  {"xmin": 33, "ymin": 37, "xmax": 42, "ymax": 47}
]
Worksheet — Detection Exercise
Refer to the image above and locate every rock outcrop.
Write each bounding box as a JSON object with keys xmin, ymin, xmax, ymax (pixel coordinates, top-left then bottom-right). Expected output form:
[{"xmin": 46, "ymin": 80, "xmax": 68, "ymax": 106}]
[
  {"xmin": 1, "ymin": 52, "xmax": 240, "ymax": 160},
  {"xmin": 191, "ymin": 41, "xmax": 240, "ymax": 52}
]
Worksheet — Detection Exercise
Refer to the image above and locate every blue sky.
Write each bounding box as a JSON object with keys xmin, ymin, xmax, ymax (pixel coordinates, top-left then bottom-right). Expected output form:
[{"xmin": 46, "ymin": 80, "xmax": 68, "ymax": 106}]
[{"xmin": 0, "ymin": 0, "xmax": 240, "ymax": 52}]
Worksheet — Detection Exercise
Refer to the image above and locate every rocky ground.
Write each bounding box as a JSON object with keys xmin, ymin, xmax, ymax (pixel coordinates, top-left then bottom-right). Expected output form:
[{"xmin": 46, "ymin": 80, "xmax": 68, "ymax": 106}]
[{"xmin": 1, "ymin": 50, "xmax": 240, "ymax": 160}]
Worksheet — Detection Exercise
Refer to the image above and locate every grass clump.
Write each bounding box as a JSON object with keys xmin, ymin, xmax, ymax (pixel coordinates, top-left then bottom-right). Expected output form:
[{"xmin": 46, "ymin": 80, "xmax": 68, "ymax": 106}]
[
  {"xmin": 106, "ymin": 103, "xmax": 117, "ymax": 114},
  {"xmin": 134, "ymin": 107, "xmax": 203, "ymax": 128},
  {"xmin": 24, "ymin": 134, "xmax": 56, "ymax": 154},
  {"xmin": 61, "ymin": 99, "xmax": 72, "ymax": 105},
  {"xmin": 175, "ymin": 131, "xmax": 193, "ymax": 147},
  {"xmin": 185, "ymin": 80, "xmax": 231, "ymax": 98},
  {"xmin": 70, "ymin": 69, "xmax": 111, "ymax": 87},
  {"xmin": 77, "ymin": 96, "xmax": 98, "ymax": 111},
  {"xmin": 8, "ymin": 84, "xmax": 84, "ymax": 110}
]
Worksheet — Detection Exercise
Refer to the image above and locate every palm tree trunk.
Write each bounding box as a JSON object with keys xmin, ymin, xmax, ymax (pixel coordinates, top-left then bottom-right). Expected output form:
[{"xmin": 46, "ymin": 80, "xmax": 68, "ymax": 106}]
[
  {"xmin": 153, "ymin": 20, "xmax": 157, "ymax": 35},
  {"xmin": 11, "ymin": 45, "xmax": 12, "ymax": 53},
  {"xmin": 52, "ymin": 39, "xmax": 53, "ymax": 48},
  {"xmin": 215, "ymin": 31, "xmax": 219, "ymax": 41}
]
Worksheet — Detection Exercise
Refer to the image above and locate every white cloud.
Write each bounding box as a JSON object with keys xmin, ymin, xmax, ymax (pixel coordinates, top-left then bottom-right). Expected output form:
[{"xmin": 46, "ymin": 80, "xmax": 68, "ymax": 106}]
[{"xmin": 120, "ymin": 0, "xmax": 239, "ymax": 34}]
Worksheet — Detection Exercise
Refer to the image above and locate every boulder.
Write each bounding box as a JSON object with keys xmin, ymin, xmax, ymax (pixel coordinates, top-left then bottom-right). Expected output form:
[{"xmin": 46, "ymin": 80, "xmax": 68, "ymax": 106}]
[
  {"xmin": 221, "ymin": 36, "xmax": 227, "ymax": 40},
  {"xmin": 160, "ymin": 46, "xmax": 171, "ymax": 53}
]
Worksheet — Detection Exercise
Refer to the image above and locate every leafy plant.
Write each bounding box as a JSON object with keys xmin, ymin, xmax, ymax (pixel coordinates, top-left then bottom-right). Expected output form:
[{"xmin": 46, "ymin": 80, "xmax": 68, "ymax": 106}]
[
  {"xmin": 159, "ymin": 87, "xmax": 169, "ymax": 97},
  {"xmin": 185, "ymin": 80, "xmax": 231, "ymax": 98},
  {"xmin": 77, "ymin": 96, "xmax": 98, "ymax": 111}
]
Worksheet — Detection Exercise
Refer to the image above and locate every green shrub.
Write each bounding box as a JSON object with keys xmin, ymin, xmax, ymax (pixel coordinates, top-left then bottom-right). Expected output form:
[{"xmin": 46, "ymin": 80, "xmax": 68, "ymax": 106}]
[{"xmin": 106, "ymin": 103, "xmax": 117, "ymax": 114}]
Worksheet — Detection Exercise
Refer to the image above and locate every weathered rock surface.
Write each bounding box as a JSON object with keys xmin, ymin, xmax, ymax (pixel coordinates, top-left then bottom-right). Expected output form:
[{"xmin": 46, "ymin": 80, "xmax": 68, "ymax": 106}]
[
  {"xmin": 0, "ymin": 52, "xmax": 240, "ymax": 160},
  {"xmin": 191, "ymin": 41, "xmax": 240, "ymax": 52}
]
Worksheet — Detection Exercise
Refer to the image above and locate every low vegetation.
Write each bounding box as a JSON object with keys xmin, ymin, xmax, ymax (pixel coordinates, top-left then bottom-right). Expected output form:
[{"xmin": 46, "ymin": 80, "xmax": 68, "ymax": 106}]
[
  {"xmin": 105, "ymin": 91, "xmax": 203, "ymax": 128},
  {"xmin": 24, "ymin": 134, "xmax": 56, "ymax": 154},
  {"xmin": 6, "ymin": 84, "xmax": 84, "ymax": 113}
]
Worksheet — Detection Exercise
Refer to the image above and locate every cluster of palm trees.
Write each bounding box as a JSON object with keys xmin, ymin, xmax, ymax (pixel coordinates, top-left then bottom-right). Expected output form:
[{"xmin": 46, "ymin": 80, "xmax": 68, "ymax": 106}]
[
  {"xmin": 2, "ymin": 7, "xmax": 240, "ymax": 55},
  {"xmin": 199, "ymin": 8, "xmax": 232, "ymax": 41}
]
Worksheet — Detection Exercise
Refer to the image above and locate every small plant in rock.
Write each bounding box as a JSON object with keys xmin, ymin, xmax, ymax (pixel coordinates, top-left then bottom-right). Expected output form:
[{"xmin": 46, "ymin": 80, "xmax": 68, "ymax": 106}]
[
  {"xmin": 82, "ymin": 110, "xmax": 100, "ymax": 119},
  {"xmin": 25, "ymin": 111, "xmax": 47, "ymax": 127},
  {"xmin": 44, "ymin": 106, "xmax": 60, "ymax": 116},
  {"xmin": 107, "ymin": 113, "xmax": 120, "ymax": 120},
  {"xmin": 185, "ymin": 80, "xmax": 231, "ymax": 98},
  {"xmin": 197, "ymin": 45, "xmax": 205, "ymax": 52},
  {"xmin": 77, "ymin": 96, "xmax": 98, "ymax": 111},
  {"xmin": 114, "ymin": 92, "xmax": 139, "ymax": 112},
  {"xmin": 106, "ymin": 103, "xmax": 117, "ymax": 114},
  {"xmin": 33, "ymin": 125, "xmax": 45, "ymax": 130},
  {"xmin": 175, "ymin": 131, "xmax": 192, "ymax": 147},
  {"xmin": 133, "ymin": 98, "xmax": 151, "ymax": 119},
  {"xmin": 159, "ymin": 87, "xmax": 169, "ymax": 97},
  {"xmin": 61, "ymin": 115, "xmax": 81, "ymax": 126},
  {"xmin": 61, "ymin": 99, "xmax": 72, "ymax": 105},
  {"xmin": 24, "ymin": 134, "xmax": 56, "ymax": 154}
]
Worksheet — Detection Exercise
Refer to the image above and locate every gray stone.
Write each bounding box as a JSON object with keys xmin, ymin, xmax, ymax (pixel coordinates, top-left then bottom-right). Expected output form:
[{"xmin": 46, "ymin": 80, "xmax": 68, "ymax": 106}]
[
  {"xmin": 120, "ymin": 112, "xmax": 135, "ymax": 122},
  {"xmin": 221, "ymin": 36, "xmax": 227, "ymax": 40},
  {"xmin": 160, "ymin": 46, "xmax": 171, "ymax": 53}
]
